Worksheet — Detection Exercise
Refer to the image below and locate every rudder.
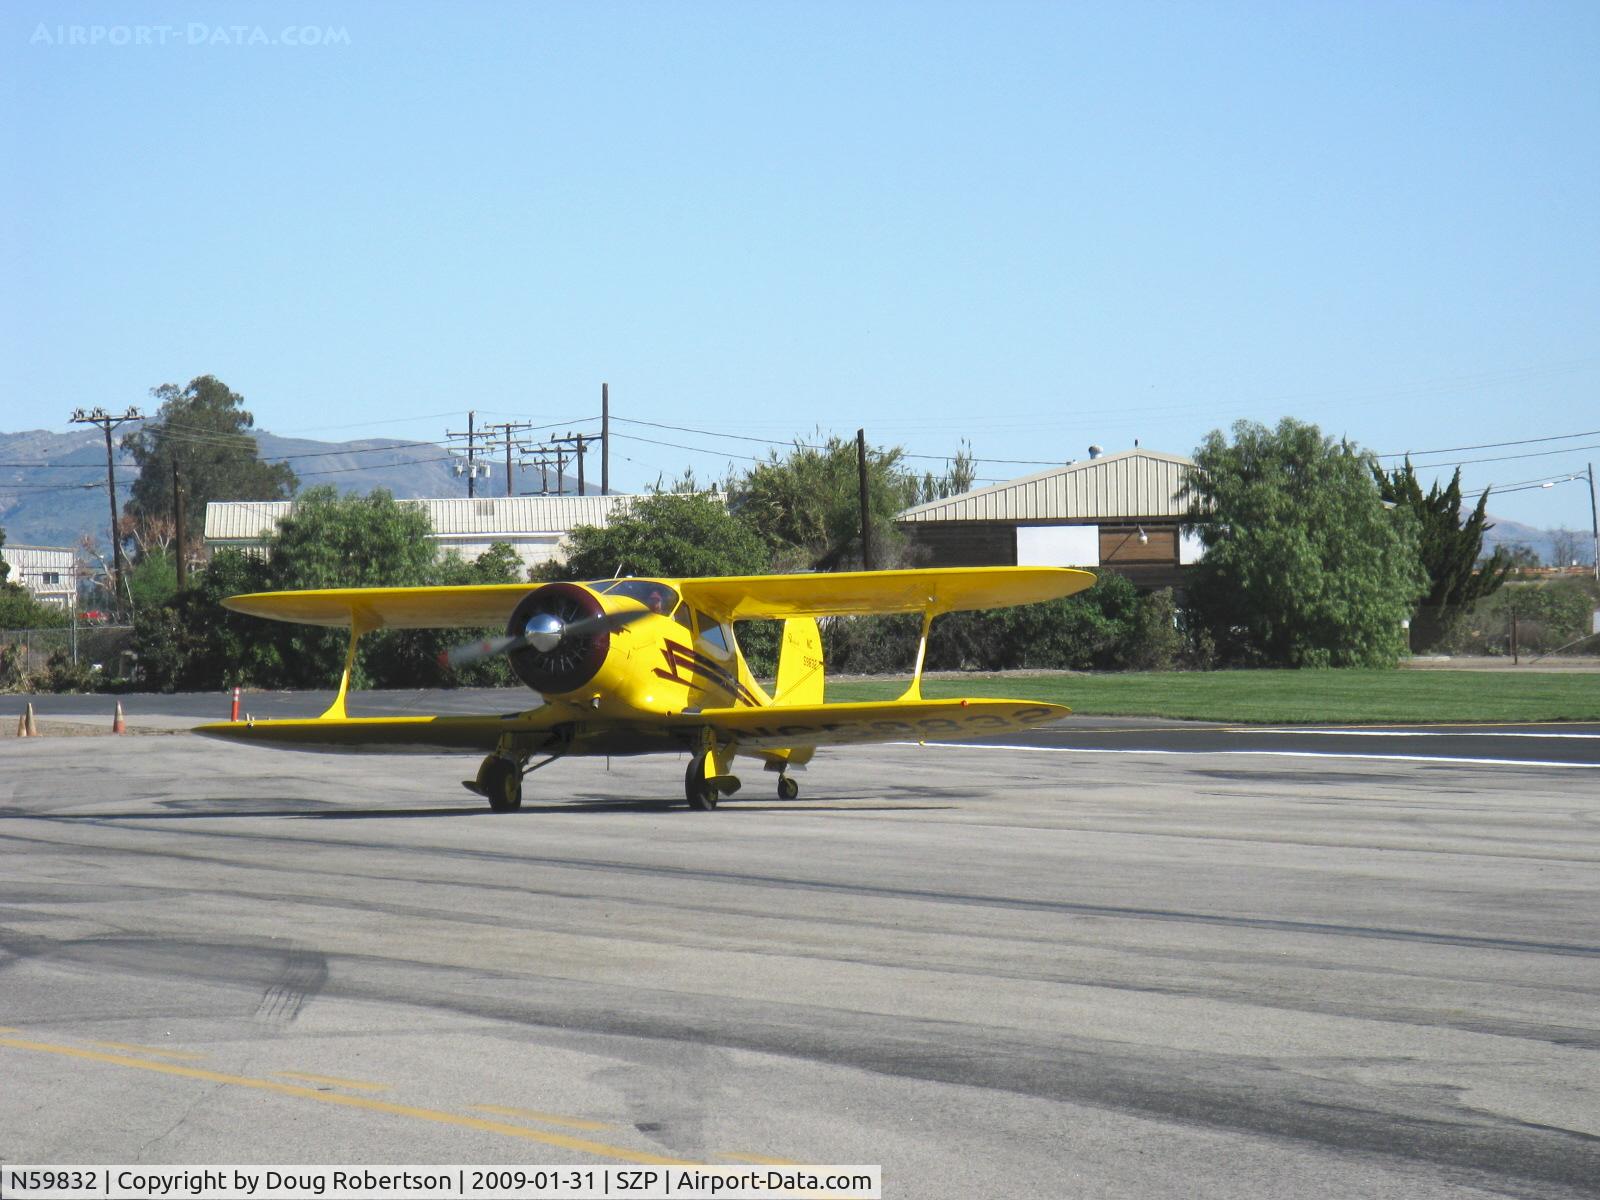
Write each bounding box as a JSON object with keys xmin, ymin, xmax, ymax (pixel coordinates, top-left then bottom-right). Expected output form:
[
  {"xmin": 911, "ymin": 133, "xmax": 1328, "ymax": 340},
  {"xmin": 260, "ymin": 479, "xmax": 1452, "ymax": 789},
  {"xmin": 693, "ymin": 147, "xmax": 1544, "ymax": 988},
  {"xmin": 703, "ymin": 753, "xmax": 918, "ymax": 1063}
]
[{"xmin": 774, "ymin": 616, "xmax": 824, "ymax": 706}]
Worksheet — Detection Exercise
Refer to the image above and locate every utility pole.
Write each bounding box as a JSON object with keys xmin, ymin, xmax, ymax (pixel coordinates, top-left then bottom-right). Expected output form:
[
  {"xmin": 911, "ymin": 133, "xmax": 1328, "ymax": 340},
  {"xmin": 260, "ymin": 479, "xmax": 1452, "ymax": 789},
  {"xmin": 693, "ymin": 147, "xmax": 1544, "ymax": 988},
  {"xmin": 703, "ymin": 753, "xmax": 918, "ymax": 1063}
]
[
  {"xmin": 1588, "ymin": 463, "xmax": 1598, "ymax": 582},
  {"xmin": 601, "ymin": 382, "xmax": 610, "ymax": 496},
  {"xmin": 857, "ymin": 428, "xmax": 873, "ymax": 571},
  {"xmin": 481, "ymin": 420, "xmax": 535, "ymax": 497},
  {"xmin": 549, "ymin": 431, "xmax": 598, "ymax": 496},
  {"xmin": 518, "ymin": 449, "xmax": 557, "ymax": 495},
  {"xmin": 70, "ymin": 405, "xmax": 142, "ymax": 619},
  {"xmin": 173, "ymin": 458, "xmax": 188, "ymax": 591},
  {"xmin": 446, "ymin": 411, "xmax": 483, "ymax": 498}
]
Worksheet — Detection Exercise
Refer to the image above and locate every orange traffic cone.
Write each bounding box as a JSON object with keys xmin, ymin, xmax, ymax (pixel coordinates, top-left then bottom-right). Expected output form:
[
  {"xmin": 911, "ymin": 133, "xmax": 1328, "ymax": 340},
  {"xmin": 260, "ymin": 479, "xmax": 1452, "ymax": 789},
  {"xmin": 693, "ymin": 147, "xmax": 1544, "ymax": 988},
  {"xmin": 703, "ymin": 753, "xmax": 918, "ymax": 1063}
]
[
  {"xmin": 112, "ymin": 700, "xmax": 126, "ymax": 734},
  {"xmin": 24, "ymin": 702, "xmax": 40, "ymax": 737},
  {"xmin": 15, "ymin": 711, "xmax": 26, "ymax": 737}
]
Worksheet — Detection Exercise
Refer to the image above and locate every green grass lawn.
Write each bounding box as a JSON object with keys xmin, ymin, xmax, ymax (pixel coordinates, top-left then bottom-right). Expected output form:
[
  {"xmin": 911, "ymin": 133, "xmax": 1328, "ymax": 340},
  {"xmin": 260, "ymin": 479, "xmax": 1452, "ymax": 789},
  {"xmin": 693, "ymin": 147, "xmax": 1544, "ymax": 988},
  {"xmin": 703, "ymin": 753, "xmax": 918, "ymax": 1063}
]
[{"xmin": 826, "ymin": 669, "xmax": 1600, "ymax": 724}]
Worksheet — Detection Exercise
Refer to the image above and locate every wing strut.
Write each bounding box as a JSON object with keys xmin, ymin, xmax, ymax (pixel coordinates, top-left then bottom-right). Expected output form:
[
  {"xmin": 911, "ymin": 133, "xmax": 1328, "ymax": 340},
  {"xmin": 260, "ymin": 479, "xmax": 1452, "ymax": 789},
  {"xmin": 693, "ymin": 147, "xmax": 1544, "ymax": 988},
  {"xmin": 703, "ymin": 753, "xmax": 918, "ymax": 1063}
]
[
  {"xmin": 319, "ymin": 611, "xmax": 378, "ymax": 719},
  {"xmin": 898, "ymin": 607, "xmax": 936, "ymax": 702}
]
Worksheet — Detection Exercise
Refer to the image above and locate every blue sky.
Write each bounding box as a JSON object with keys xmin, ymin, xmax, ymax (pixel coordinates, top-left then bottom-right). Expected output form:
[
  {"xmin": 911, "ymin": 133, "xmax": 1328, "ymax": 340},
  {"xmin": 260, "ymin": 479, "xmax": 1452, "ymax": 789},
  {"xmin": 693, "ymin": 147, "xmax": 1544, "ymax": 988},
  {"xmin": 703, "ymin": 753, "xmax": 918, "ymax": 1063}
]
[{"xmin": 4, "ymin": 1, "xmax": 1598, "ymax": 531}]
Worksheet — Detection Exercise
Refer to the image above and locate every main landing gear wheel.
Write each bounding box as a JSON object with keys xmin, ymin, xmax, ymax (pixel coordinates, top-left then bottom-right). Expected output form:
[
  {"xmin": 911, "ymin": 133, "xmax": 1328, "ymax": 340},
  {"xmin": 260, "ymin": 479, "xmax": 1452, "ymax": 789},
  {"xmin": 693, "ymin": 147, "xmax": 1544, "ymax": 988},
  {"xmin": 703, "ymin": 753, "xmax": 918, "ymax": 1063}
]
[
  {"xmin": 477, "ymin": 755, "xmax": 522, "ymax": 812},
  {"xmin": 777, "ymin": 775, "xmax": 800, "ymax": 801},
  {"xmin": 685, "ymin": 752, "xmax": 718, "ymax": 811}
]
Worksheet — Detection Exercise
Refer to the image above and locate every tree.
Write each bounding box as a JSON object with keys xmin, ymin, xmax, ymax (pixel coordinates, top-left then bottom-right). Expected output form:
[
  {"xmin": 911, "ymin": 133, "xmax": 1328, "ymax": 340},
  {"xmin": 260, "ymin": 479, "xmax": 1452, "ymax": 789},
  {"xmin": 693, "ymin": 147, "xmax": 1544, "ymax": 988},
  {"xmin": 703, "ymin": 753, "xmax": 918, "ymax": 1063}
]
[
  {"xmin": 247, "ymin": 487, "xmax": 442, "ymax": 688},
  {"xmin": 1550, "ymin": 528, "xmax": 1586, "ymax": 569},
  {"xmin": 1372, "ymin": 460, "xmax": 1512, "ymax": 651},
  {"xmin": 550, "ymin": 492, "xmax": 770, "ymax": 581},
  {"xmin": 125, "ymin": 552, "xmax": 178, "ymax": 614},
  {"xmin": 130, "ymin": 549, "xmax": 273, "ymax": 691},
  {"xmin": 1183, "ymin": 419, "xmax": 1426, "ymax": 668},
  {"xmin": 359, "ymin": 542, "xmax": 523, "ymax": 689},
  {"xmin": 731, "ymin": 434, "xmax": 920, "ymax": 571},
  {"xmin": 0, "ymin": 524, "xmax": 8, "ymax": 586},
  {"xmin": 1498, "ymin": 542, "xmax": 1542, "ymax": 569},
  {"xmin": 0, "ymin": 586, "xmax": 71, "ymax": 630},
  {"xmin": 911, "ymin": 441, "xmax": 978, "ymax": 506},
  {"xmin": 123, "ymin": 375, "xmax": 297, "ymax": 553},
  {"xmin": 132, "ymin": 488, "xmax": 522, "ymax": 691}
]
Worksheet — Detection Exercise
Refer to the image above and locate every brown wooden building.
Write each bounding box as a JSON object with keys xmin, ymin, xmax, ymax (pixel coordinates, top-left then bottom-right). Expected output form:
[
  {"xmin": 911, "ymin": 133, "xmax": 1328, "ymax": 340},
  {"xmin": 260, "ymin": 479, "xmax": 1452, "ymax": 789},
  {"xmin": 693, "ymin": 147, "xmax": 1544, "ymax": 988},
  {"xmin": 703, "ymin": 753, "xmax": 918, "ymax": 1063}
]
[{"xmin": 895, "ymin": 448, "xmax": 1201, "ymax": 591}]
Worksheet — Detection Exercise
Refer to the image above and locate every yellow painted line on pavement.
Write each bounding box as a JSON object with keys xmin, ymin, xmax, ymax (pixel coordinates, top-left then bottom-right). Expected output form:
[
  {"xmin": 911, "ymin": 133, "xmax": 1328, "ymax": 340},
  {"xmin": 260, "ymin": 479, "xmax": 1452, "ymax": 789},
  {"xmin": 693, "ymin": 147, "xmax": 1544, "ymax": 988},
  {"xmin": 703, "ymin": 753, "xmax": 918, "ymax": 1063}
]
[
  {"xmin": 0, "ymin": 1035, "xmax": 692, "ymax": 1165},
  {"xmin": 275, "ymin": 1070, "xmax": 390, "ymax": 1092},
  {"xmin": 718, "ymin": 1153, "xmax": 800, "ymax": 1165},
  {"xmin": 92, "ymin": 1041, "xmax": 207, "ymax": 1061},
  {"xmin": 472, "ymin": 1104, "xmax": 614, "ymax": 1132}
]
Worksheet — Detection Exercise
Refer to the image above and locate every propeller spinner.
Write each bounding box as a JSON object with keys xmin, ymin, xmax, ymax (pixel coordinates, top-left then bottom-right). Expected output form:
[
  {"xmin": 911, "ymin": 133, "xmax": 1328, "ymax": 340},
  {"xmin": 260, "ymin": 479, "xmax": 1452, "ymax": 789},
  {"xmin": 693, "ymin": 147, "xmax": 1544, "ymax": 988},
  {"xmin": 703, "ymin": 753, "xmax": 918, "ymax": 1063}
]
[{"xmin": 440, "ymin": 583, "xmax": 651, "ymax": 694}]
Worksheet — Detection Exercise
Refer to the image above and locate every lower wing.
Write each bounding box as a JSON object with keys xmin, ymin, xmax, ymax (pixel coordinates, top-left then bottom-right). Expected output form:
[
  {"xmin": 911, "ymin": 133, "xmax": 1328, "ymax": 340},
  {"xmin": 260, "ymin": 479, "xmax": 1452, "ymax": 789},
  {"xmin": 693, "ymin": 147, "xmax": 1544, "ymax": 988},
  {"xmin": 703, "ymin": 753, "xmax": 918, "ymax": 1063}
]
[
  {"xmin": 690, "ymin": 698, "xmax": 1069, "ymax": 749},
  {"xmin": 193, "ymin": 709, "xmax": 560, "ymax": 752},
  {"xmin": 193, "ymin": 698, "xmax": 1069, "ymax": 755}
]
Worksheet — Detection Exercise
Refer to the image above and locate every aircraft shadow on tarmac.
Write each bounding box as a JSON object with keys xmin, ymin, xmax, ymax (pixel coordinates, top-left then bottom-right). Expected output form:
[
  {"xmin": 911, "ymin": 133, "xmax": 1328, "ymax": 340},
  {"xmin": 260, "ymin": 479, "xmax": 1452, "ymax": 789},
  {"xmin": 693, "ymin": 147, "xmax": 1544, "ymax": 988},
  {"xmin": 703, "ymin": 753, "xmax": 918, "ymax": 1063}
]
[{"xmin": 21, "ymin": 798, "xmax": 954, "ymax": 822}]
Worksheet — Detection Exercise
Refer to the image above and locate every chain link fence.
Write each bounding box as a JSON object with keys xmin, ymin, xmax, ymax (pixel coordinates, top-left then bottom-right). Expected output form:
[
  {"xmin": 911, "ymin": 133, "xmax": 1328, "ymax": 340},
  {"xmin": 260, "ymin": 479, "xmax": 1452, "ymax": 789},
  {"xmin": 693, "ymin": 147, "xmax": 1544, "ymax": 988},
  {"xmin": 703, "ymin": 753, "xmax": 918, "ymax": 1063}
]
[{"xmin": 0, "ymin": 625, "xmax": 135, "ymax": 687}]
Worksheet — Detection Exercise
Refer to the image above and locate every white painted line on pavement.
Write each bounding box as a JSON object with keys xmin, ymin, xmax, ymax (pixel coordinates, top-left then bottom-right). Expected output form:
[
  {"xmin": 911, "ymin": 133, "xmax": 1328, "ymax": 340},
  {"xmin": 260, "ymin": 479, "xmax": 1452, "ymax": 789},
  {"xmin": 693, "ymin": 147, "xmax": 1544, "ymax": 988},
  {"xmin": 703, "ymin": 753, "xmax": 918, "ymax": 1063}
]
[
  {"xmin": 1251, "ymin": 729, "xmax": 1600, "ymax": 740},
  {"xmin": 896, "ymin": 743, "xmax": 1600, "ymax": 769}
]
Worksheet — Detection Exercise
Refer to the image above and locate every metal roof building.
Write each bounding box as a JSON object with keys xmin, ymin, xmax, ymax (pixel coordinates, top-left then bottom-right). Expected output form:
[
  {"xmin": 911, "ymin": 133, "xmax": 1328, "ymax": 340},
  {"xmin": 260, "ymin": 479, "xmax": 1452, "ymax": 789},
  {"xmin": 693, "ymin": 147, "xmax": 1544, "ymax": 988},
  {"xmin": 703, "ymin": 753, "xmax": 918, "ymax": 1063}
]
[
  {"xmin": 0, "ymin": 544, "xmax": 76, "ymax": 609},
  {"xmin": 896, "ymin": 448, "xmax": 1202, "ymax": 589},
  {"xmin": 205, "ymin": 495, "xmax": 641, "ymax": 574}
]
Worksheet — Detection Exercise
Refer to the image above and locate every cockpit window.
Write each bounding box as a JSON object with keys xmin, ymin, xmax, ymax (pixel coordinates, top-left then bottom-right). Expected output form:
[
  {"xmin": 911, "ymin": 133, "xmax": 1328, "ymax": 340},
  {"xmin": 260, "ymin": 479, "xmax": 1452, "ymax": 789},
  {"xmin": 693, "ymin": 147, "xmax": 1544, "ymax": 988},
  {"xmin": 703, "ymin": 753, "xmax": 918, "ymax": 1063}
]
[
  {"xmin": 595, "ymin": 580, "xmax": 679, "ymax": 614},
  {"xmin": 694, "ymin": 609, "xmax": 731, "ymax": 656}
]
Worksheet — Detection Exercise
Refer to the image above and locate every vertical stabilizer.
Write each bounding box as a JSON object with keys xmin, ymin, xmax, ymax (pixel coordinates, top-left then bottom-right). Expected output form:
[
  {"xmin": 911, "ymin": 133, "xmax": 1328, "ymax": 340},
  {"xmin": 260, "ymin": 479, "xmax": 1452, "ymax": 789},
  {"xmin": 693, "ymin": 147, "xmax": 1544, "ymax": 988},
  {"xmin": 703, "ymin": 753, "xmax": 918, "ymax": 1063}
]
[{"xmin": 774, "ymin": 617, "xmax": 825, "ymax": 706}]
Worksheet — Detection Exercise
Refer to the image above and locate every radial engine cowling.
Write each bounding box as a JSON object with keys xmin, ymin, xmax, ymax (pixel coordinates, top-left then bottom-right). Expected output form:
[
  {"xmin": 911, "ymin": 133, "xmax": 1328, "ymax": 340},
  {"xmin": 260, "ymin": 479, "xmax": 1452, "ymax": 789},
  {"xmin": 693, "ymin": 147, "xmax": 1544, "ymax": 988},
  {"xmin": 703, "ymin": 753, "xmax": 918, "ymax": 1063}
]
[{"xmin": 504, "ymin": 583, "xmax": 610, "ymax": 694}]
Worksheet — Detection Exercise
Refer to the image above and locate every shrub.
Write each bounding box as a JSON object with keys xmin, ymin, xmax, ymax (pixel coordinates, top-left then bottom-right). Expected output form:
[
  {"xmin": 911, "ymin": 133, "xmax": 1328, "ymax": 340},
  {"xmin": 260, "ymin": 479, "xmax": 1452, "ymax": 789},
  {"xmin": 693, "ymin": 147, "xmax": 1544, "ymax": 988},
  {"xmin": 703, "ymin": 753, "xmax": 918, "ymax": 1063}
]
[{"xmin": 822, "ymin": 572, "xmax": 1143, "ymax": 674}]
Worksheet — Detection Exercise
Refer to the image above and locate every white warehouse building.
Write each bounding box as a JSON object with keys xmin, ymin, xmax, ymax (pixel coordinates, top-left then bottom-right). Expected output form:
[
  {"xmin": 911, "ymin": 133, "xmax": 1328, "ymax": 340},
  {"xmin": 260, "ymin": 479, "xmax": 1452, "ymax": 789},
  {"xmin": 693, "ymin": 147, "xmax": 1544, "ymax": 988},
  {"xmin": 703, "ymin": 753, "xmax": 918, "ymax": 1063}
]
[
  {"xmin": 0, "ymin": 544, "xmax": 77, "ymax": 610},
  {"xmin": 204, "ymin": 494, "xmax": 642, "ymax": 575}
]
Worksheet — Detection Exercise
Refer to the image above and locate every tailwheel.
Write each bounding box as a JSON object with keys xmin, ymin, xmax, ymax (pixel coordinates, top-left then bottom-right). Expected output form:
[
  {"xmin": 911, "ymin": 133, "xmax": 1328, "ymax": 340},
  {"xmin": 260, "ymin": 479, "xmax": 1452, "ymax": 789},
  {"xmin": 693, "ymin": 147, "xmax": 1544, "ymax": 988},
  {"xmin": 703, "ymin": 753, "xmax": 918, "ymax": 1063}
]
[
  {"xmin": 777, "ymin": 774, "xmax": 800, "ymax": 801},
  {"xmin": 477, "ymin": 755, "xmax": 523, "ymax": 812},
  {"xmin": 685, "ymin": 752, "xmax": 718, "ymax": 811}
]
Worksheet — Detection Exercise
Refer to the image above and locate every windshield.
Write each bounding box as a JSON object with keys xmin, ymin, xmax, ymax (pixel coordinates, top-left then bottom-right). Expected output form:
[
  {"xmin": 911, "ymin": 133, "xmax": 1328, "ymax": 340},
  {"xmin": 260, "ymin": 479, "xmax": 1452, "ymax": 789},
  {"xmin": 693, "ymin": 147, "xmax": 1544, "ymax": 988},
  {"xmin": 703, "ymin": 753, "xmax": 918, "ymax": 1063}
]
[{"xmin": 594, "ymin": 579, "xmax": 680, "ymax": 614}]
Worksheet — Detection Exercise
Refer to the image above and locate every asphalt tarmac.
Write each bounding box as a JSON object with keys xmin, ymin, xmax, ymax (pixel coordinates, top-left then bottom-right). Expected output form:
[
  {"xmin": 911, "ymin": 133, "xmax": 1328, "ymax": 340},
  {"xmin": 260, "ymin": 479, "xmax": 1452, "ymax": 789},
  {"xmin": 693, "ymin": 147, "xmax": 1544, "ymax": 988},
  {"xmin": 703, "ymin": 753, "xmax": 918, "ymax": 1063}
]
[{"xmin": 1, "ymin": 691, "xmax": 1597, "ymax": 1198}]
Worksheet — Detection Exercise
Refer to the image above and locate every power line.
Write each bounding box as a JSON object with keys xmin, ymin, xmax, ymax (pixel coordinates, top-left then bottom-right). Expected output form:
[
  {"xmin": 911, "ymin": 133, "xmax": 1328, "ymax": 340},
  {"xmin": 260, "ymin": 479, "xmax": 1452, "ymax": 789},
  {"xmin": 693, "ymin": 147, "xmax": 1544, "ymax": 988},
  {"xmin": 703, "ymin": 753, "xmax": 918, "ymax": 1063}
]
[
  {"xmin": 610, "ymin": 431, "xmax": 769, "ymax": 464},
  {"xmin": 1462, "ymin": 471, "xmax": 1589, "ymax": 500},
  {"xmin": 1405, "ymin": 441, "xmax": 1600, "ymax": 470},
  {"xmin": 1378, "ymin": 428, "xmax": 1600, "ymax": 459},
  {"xmin": 0, "ymin": 461, "xmax": 111, "ymax": 469},
  {"xmin": 609, "ymin": 415, "xmax": 1047, "ymax": 465}
]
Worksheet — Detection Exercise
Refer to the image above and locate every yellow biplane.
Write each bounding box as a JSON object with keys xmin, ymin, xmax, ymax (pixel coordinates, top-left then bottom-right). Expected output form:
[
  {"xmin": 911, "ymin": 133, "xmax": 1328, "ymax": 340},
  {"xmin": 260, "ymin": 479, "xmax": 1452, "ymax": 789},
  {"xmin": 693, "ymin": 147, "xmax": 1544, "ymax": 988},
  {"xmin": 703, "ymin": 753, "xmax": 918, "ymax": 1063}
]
[{"xmin": 197, "ymin": 566, "xmax": 1094, "ymax": 810}]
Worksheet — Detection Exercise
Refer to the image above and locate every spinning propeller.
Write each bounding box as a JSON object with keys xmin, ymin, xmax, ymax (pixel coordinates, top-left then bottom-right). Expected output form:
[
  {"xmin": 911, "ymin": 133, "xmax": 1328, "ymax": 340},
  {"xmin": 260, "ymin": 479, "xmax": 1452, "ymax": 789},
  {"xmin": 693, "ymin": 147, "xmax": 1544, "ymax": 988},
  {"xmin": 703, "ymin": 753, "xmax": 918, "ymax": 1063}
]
[{"xmin": 441, "ymin": 604, "xmax": 651, "ymax": 670}]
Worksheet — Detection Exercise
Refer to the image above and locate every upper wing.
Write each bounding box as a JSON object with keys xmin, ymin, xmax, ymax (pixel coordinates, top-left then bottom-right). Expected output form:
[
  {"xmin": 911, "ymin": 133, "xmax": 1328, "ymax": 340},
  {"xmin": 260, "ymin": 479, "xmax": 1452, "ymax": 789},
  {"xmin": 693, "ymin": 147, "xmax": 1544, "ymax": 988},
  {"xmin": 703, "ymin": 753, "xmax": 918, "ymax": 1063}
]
[
  {"xmin": 678, "ymin": 566, "xmax": 1095, "ymax": 621},
  {"xmin": 691, "ymin": 698, "xmax": 1070, "ymax": 749},
  {"xmin": 221, "ymin": 583, "xmax": 533, "ymax": 629},
  {"xmin": 220, "ymin": 566, "xmax": 1095, "ymax": 630}
]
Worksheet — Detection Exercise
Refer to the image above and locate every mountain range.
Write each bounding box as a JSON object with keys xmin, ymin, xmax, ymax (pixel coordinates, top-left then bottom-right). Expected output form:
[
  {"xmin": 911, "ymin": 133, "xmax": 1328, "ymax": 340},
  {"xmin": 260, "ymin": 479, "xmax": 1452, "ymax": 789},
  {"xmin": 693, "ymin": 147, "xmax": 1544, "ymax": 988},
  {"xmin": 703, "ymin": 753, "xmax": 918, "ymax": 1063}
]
[
  {"xmin": 1479, "ymin": 514, "xmax": 1592, "ymax": 567},
  {"xmin": 0, "ymin": 426, "xmax": 594, "ymax": 552},
  {"xmin": 2, "ymin": 425, "xmax": 1586, "ymax": 565}
]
